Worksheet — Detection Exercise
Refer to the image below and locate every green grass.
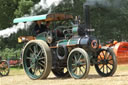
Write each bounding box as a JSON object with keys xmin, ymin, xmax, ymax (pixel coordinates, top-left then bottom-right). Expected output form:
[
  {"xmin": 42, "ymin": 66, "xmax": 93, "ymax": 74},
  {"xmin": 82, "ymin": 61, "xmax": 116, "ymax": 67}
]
[
  {"xmin": 9, "ymin": 67, "xmax": 24, "ymax": 76},
  {"xmin": 117, "ymin": 64, "xmax": 128, "ymax": 71}
]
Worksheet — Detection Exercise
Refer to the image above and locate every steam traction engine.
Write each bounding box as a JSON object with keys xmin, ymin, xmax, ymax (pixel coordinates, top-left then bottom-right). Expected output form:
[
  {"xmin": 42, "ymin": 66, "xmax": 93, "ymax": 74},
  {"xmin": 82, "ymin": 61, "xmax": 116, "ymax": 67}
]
[{"xmin": 13, "ymin": 5, "xmax": 117, "ymax": 79}]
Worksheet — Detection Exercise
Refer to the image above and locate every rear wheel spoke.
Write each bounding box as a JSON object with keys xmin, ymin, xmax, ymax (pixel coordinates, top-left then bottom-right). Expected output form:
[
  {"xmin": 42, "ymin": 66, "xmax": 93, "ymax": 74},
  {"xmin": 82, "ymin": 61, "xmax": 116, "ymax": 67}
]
[
  {"xmin": 33, "ymin": 45, "xmax": 37, "ymax": 54},
  {"xmin": 80, "ymin": 62, "xmax": 86, "ymax": 65},
  {"xmin": 37, "ymin": 50, "xmax": 42, "ymax": 56},
  {"xmin": 72, "ymin": 64, "xmax": 76, "ymax": 66},
  {"xmin": 28, "ymin": 64, "xmax": 35, "ymax": 70},
  {"xmin": 38, "ymin": 57, "xmax": 45, "ymax": 60},
  {"xmin": 79, "ymin": 67, "xmax": 83, "ymax": 74},
  {"xmin": 33, "ymin": 65, "xmax": 37, "ymax": 74},
  {"xmin": 40, "ymin": 61, "xmax": 45, "ymax": 64},
  {"xmin": 78, "ymin": 55, "xmax": 82, "ymax": 62},
  {"xmin": 38, "ymin": 62, "xmax": 45, "ymax": 68},
  {"xmin": 74, "ymin": 55, "xmax": 78, "ymax": 63},
  {"xmin": 72, "ymin": 67, "xmax": 77, "ymax": 73},
  {"xmin": 29, "ymin": 47, "xmax": 34, "ymax": 53}
]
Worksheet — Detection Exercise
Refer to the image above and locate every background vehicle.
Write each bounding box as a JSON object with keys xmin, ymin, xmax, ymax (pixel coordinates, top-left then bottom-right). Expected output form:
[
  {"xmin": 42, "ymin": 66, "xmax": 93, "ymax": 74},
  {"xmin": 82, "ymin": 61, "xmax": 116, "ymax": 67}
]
[
  {"xmin": 0, "ymin": 57, "xmax": 10, "ymax": 76},
  {"xmin": 104, "ymin": 40, "xmax": 128, "ymax": 64},
  {"xmin": 13, "ymin": 5, "xmax": 117, "ymax": 79}
]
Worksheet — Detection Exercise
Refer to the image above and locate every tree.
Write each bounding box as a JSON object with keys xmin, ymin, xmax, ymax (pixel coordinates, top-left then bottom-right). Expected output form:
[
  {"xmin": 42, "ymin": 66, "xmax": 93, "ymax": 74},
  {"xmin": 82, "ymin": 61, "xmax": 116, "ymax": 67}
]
[
  {"xmin": 0, "ymin": 0, "xmax": 17, "ymax": 29},
  {"xmin": 14, "ymin": 0, "xmax": 34, "ymax": 17},
  {"xmin": 0, "ymin": 0, "xmax": 40, "ymax": 29}
]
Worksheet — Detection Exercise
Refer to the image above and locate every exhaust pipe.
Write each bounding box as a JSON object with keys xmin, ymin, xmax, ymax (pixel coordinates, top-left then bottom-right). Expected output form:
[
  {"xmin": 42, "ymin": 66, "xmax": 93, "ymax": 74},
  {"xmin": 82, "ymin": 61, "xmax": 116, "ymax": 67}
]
[
  {"xmin": 84, "ymin": 5, "xmax": 90, "ymax": 29},
  {"xmin": 78, "ymin": 5, "xmax": 91, "ymax": 36}
]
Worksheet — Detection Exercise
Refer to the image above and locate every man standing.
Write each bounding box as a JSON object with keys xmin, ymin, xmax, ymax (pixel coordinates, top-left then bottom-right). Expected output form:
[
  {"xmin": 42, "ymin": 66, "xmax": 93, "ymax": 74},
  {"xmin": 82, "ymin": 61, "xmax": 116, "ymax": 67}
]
[{"xmin": 34, "ymin": 21, "xmax": 50, "ymax": 36}]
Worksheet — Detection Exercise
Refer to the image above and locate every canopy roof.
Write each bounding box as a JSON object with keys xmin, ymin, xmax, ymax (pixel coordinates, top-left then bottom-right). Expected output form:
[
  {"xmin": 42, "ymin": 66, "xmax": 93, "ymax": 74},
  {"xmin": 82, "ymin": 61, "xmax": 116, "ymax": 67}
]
[{"xmin": 13, "ymin": 13, "xmax": 73, "ymax": 23}]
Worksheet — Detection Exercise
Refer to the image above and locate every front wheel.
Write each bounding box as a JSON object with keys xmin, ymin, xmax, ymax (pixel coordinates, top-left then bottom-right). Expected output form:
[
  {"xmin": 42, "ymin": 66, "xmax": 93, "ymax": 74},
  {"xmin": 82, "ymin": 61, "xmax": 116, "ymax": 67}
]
[
  {"xmin": 67, "ymin": 48, "xmax": 90, "ymax": 79},
  {"xmin": 95, "ymin": 48, "xmax": 117, "ymax": 77}
]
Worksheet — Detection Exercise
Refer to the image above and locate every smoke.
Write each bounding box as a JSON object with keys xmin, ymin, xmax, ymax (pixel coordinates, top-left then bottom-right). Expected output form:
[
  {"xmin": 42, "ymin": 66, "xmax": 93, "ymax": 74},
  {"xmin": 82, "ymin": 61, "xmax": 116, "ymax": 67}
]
[
  {"xmin": 0, "ymin": 0, "xmax": 62, "ymax": 38},
  {"xmin": 31, "ymin": 0, "xmax": 62, "ymax": 15},
  {"xmin": 85, "ymin": 0, "xmax": 121, "ymax": 8},
  {"xmin": 0, "ymin": 22, "xmax": 32, "ymax": 37}
]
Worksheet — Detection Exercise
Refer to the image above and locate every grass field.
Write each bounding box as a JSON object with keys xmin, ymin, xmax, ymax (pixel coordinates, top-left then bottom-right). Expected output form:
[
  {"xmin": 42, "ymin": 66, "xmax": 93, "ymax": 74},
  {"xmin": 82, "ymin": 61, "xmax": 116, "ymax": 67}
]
[
  {"xmin": 1, "ymin": 64, "xmax": 128, "ymax": 85},
  {"xmin": 9, "ymin": 67, "xmax": 24, "ymax": 75}
]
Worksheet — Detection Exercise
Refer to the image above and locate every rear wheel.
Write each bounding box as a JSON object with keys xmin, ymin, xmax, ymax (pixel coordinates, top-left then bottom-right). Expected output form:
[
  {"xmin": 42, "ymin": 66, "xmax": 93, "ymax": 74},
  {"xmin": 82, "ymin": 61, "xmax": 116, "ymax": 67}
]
[
  {"xmin": 22, "ymin": 40, "xmax": 52, "ymax": 79},
  {"xmin": 95, "ymin": 48, "xmax": 117, "ymax": 77},
  {"xmin": 67, "ymin": 48, "xmax": 90, "ymax": 79}
]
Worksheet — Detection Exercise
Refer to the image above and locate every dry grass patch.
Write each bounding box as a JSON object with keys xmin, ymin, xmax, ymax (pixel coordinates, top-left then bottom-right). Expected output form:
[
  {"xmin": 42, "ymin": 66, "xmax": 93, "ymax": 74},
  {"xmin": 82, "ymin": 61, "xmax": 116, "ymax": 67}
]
[{"xmin": 1, "ymin": 64, "xmax": 128, "ymax": 85}]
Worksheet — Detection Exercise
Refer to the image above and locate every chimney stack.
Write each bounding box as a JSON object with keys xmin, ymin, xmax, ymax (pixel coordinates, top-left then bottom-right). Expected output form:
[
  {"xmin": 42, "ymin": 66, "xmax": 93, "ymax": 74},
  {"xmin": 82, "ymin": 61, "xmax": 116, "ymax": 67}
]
[{"xmin": 84, "ymin": 5, "xmax": 90, "ymax": 29}]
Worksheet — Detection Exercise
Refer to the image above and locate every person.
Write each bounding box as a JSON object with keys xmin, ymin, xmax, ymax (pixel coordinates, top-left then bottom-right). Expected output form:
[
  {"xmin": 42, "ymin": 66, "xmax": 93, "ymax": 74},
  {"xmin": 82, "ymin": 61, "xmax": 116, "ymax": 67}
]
[
  {"xmin": 0, "ymin": 56, "xmax": 2, "ymax": 61},
  {"xmin": 34, "ymin": 21, "xmax": 51, "ymax": 36},
  {"xmin": 45, "ymin": 21, "xmax": 51, "ymax": 31},
  {"xmin": 33, "ymin": 21, "xmax": 44, "ymax": 36}
]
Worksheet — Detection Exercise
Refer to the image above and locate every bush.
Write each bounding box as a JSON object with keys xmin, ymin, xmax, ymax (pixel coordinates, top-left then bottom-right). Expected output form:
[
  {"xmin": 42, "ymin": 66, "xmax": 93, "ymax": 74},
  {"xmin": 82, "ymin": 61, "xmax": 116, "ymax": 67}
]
[{"xmin": 0, "ymin": 48, "xmax": 21, "ymax": 60}]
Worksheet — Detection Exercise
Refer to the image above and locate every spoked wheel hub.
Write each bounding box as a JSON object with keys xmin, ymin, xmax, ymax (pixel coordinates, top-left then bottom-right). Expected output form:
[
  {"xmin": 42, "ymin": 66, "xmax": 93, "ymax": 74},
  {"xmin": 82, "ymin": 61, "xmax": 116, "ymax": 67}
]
[{"xmin": 101, "ymin": 60, "xmax": 109, "ymax": 65}]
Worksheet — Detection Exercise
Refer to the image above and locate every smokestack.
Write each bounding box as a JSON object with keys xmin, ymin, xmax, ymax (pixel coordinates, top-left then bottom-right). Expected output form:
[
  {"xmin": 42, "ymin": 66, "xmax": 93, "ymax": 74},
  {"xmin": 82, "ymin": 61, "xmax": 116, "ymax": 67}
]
[
  {"xmin": 84, "ymin": 5, "xmax": 90, "ymax": 29},
  {"xmin": 78, "ymin": 5, "xmax": 91, "ymax": 36}
]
